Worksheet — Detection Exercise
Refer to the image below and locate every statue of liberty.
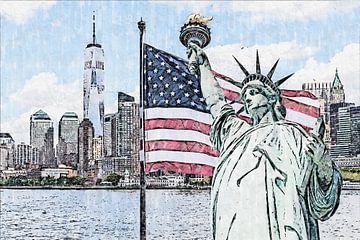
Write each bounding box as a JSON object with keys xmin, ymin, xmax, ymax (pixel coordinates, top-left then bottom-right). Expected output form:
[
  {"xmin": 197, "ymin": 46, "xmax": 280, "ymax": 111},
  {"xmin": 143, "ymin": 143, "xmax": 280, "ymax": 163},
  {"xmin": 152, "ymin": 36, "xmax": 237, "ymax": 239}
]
[{"xmin": 186, "ymin": 42, "xmax": 342, "ymax": 240}]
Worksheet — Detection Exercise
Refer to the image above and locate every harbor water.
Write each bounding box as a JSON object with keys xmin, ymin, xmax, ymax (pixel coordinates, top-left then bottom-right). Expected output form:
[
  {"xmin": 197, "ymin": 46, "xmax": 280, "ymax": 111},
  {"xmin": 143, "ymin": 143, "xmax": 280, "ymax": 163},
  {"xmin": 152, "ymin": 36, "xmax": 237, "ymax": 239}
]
[{"xmin": 0, "ymin": 189, "xmax": 359, "ymax": 239}]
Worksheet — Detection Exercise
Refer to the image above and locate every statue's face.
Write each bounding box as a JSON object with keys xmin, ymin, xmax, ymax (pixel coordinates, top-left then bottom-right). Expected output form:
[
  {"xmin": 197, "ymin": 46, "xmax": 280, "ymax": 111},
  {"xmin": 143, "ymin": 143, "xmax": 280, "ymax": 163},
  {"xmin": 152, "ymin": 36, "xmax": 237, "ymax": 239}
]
[{"xmin": 243, "ymin": 87, "xmax": 269, "ymax": 116}]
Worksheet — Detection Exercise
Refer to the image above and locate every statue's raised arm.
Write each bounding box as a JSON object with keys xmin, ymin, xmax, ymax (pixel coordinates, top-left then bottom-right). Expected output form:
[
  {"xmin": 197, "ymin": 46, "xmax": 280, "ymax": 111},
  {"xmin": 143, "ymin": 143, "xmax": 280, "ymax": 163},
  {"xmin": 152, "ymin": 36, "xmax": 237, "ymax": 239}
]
[{"xmin": 187, "ymin": 42, "xmax": 227, "ymax": 118}]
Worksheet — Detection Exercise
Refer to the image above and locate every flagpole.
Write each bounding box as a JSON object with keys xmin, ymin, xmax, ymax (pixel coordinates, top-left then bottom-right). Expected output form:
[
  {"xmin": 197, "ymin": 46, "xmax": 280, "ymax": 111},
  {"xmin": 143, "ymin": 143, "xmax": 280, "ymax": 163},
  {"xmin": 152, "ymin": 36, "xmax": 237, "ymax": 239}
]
[{"xmin": 138, "ymin": 18, "xmax": 146, "ymax": 240}]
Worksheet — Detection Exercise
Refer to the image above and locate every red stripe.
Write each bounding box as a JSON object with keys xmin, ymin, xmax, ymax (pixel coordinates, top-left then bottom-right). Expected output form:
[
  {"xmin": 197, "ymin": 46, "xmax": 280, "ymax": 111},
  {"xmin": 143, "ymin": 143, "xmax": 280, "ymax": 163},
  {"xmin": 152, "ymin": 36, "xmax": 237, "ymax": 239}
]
[
  {"xmin": 212, "ymin": 70, "xmax": 235, "ymax": 81},
  {"xmin": 145, "ymin": 119, "xmax": 210, "ymax": 135},
  {"xmin": 237, "ymin": 114, "xmax": 251, "ymax": 122},
  {"xmin": 280, "ymin": 89, "xmax": 318, "ymax": 100},
  {"xmin": 223, "ymin": 89, "xmax": 240, "ymax": 102},
  {"xmin": 281, "ymin": 98, "xmax": 320, "ymax": 118},
  {"xmin": 145, "ymin": 140, "xmax": 220, "ymax": 157},
  {"xmin": 146, "ymin": 162, "xmax": 214, "ymax": 176}
]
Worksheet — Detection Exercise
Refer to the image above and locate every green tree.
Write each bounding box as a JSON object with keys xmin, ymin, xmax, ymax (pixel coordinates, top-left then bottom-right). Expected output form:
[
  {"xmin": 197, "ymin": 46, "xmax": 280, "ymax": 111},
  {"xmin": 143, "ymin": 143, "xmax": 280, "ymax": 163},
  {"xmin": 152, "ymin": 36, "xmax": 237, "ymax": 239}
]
[{"xmin": 105, "ymin": 173, "xmax": 121, "ymax": 186}]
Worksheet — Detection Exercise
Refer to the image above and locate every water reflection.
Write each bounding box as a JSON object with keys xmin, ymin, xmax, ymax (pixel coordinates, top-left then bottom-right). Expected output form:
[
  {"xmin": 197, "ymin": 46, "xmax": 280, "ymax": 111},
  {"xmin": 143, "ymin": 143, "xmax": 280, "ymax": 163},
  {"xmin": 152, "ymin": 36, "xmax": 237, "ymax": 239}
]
[{"xmin": 0, "ymin": 189, "xmax": 358, "ymax": 239}]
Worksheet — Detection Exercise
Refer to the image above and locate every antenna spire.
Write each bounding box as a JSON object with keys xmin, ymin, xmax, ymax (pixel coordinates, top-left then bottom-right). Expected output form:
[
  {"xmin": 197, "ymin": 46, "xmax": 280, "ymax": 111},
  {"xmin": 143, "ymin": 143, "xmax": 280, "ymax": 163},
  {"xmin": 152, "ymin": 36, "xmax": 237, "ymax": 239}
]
[{"xmin": 92, "ymin": 11, "xmax": 96, "ymax": 44}]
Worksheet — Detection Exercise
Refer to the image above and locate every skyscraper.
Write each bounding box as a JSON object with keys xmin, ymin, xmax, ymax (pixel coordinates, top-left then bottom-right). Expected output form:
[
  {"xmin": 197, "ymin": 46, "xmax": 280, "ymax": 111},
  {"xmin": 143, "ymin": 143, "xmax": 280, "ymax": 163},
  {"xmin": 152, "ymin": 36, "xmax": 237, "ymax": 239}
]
[
  {"xmin": 350, "ymin": 106, "xmax": 360, "ymax": 156},
  {"xmin": 78, "ymin": 119, "xmax": 94, "ymax": 177},
  {"xmin": 103, "ymin": 113, "xmax": 114, "ymax": 157},
  {"xmin": 0, "ymin": 133, "xmax": 15, "ymax": 170},
  {"xmin": 302, "ymin": 69, "xmax": 345, "ymax": 146},
  {"xmin": 58, "ymin": 112, "xmax": 79, "ymax": 166},
  {"xmin": 83, "ymin": 13, "xmax": 105, "ymax": 137},
  {"xmin": 30, "ymin": 109, "xmax": 54, "ymax": 166},
  {"xmin": 101, "ymin": 92, "xmax": 140, "ymax": 177},
  {"xmin": 114, "ymin": 92, "xmax": 140, "ymax": 175},
  {"xmin": 330, "ymin": 68, "xmax": 345, "ymax": 104},
  {"xmin": 14, "ymin": 142, "xmax": 35, "ymax": 167},
  {"xmin": 329, "ymin": 102, "xmax": 354, "ymax": 145}
]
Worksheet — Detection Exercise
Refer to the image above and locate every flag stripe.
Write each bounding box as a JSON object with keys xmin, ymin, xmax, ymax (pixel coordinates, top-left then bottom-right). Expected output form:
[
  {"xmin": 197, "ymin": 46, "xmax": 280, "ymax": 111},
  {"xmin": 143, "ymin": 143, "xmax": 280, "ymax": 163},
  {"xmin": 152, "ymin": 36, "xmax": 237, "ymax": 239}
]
[
  {"xmin": 286, "ymin": 108, "xmax": 317, "ymax": 128},
  {"xmin": 145, "ymin": 140, "xmax": 219, "ymax": 157},
  {"xmin": 280, "ymin": 89, "xmax": 318, "ymax": 100},
  {"xmin": 146, "ymin": 150, "xmax": 218, "ymax": 166},
  {"xmin": 281, "ymin": 98, "xmax": 319, "ymax": 118},
  {"xmin": 145, "ymin": 108, "xmax": 211, "ymax": 124},
  {"xmin": 145, "ymin": 119, "xmax": 210, "ymax": 135},
  {"xmin": 146, "ymin": 128, "xmax": 212, "ymax": 146},
  {"xmin": 146, "ymin": 162, "xmax": 214, "ymax": 176}
]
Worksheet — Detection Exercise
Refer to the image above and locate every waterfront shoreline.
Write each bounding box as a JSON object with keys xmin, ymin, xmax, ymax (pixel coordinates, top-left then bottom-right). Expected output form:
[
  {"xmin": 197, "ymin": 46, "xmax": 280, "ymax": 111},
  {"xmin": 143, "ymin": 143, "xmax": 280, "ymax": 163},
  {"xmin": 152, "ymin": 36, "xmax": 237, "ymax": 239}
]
[
  {"xmin": 0, "ymin": 183, "xmax": 359, "ymax": 190},
  {"xmin": 0, "ymin": 185, "xmax": 212, "ymax": 190}
]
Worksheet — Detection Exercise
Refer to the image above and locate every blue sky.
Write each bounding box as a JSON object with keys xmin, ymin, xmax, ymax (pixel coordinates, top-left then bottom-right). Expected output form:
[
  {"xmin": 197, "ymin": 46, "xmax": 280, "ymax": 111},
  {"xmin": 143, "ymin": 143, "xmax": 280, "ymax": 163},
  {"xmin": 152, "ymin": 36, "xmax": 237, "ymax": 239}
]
[{"xmin": 1, "ymin": 1, "xmax": 359, "ymax": 144}]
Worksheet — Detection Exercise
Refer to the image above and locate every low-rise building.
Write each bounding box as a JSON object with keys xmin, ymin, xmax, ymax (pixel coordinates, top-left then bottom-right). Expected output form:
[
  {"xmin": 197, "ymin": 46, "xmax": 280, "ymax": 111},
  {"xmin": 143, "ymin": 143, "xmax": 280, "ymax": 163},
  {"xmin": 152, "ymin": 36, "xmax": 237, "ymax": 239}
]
[
  {"xmin": 0, "ymin": 168, "xmax": 27, "ymax": 179},
  {"xmin": 146, "ymin": 175, "xmax": 185, "ymax": 187},
  {"xmin": 41, "ymin": 164, "xmax": 77, "ymax": 179}
]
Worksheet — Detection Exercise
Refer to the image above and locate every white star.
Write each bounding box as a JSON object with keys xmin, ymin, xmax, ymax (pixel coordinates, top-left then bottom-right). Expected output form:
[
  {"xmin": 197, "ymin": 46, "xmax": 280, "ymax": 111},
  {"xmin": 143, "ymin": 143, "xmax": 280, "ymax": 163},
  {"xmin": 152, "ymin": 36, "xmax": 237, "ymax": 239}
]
[
  {"xmin": 175, "ymin": 65, "xmax": 180, "ymax": 69},
  {"xmin": 173, "ymin": 76, "xmax": 177, "ymax": 81},
  {"xmin": 153, "ymin": 68, "xmax": 158, "ymax": 73},
  {"xmin": 148, "ymin": 76, "xmax": 152, "ymax": 81},
  {"xmin": 148, "ymin": 93, "xmax": 151, "ymax": 96},
  {"xmin": 166, "ymin": 69, "xmax": 171, "ymax": 73},
  {"xmin": 181, "ymin": 72, "xmax": 186, "ymax": 77},
  {"xmin": 170, "ymin": 91, "xmax": 175, "ymax": 96},
  {"xmin": 194, "ymin": 89, "xmax": 199, "ymax": 93},
  {"xmin": 200, "ymin": 98, "xmax": 204, "ymax": 102},
  {"xmin": 184, "ymin": 92, "xmax": 190, "ymax": 97},
  {"xmin": 159, "ymin": 76, "xmax": 164, "ymax": 80},
  {"xmin": 155, "ymin": 54, "xmax": 159, "ymax": 58},
  {"xmin": 187, "ymin": 80, "xmax": 193, "ymax": 85},
  {"xmin": 165, "ymin": 99, "xmax": 169, "ymax": 104},
  {"xmin": 169, "ymin": 57, "xmax": 174, "ymax": 62},
  {"xmin": 149, "ymin": 48, "xmax": 153, "ymax": 51},
  {"xmin": 165, "ymin": 83, "xmax": 169, "ymax": 88},
  {"xmin": 153, "ymin": 83, "xmax": 158, "ymax": 88},
  {"xmin": 191, "ymin": 102, "xmax": 195, "ymax": 106},
  {"xmin": 153, "ymin": 99, "xmax": 157, "ymax": 104},
  {"xmin": 148, "ymin": 61, "xmax": 152, "ymax": 66},
  {"xmin": 161, "ymin": 62, "xmax": 165, "ymax": 66},
  {"xmin": 160, "ymin": 92, "xmax": 164, "ymax": 96},
  {"xmin": 144, "ymin": 54, "xmax": 147, "ymax": 59},
  {"xmin": 179, "ymin": 84, "xmax": 184, "ymax": 89},
  {"xmin": 176, "ymin": 99, "xmax": 181, "ymax": 104}
]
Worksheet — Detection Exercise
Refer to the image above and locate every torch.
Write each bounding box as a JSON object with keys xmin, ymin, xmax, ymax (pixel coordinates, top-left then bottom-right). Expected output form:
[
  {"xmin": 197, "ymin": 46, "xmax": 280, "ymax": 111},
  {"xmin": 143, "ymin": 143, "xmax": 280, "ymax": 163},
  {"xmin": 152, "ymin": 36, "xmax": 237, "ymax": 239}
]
[{"xmin": 179, "ymin": 14, "xmax": 212, "ymax": 73}]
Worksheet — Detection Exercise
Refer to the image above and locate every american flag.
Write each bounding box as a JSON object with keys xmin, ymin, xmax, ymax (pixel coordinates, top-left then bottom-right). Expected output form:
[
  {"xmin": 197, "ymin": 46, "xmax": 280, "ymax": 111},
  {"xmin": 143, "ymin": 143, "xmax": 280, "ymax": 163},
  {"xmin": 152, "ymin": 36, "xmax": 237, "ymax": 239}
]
[{"xmin": 143, "ymin": 44, "xmax": 319, "ymax": 176}]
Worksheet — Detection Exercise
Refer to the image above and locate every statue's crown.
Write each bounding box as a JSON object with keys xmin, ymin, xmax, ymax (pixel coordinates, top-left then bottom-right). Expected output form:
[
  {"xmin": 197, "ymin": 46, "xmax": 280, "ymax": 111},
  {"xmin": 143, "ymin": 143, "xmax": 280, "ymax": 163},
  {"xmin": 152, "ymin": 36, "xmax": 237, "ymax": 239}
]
[{"xmin": 230, "ymin": 51, "xmax": 294, "ymax": 96}]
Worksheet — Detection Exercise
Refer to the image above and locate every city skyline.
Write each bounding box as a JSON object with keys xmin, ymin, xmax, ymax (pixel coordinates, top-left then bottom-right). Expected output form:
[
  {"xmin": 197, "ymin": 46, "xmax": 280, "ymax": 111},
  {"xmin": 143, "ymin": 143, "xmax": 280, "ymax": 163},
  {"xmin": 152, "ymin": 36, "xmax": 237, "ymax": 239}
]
[{"xmin": 1, "ymin": 1, "xmax": 360, "ymax": 144}]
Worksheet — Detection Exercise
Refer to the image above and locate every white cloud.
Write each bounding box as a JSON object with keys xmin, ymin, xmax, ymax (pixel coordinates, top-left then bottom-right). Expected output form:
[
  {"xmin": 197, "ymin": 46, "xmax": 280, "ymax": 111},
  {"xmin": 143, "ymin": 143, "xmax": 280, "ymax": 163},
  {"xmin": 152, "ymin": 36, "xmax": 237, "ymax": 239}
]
[
  {"xmin": 206, "ymin": 42, "xmax": 360, "ymax": 105},
  {"xmin": 2, "ymin": 71, "xmax": 139, "ymax": 144},
  {"xmin": 157, "ymin": 1, "xmax": 360, "ymax": 22},
  {"xmin": 2, "ymin": 72, "xmax": 82, "ymax": 144},
  {"xmin": 127, "ymin": 87, "xmax": 140, "ymax": 103},
  {"xmin": 289, "ymin": 43, "xmax": 360, "ymax": 105},
  {"xmin": 0, "ymin": 1, "xmax": 56, "ymax": 24},
  {"xmin": 206, "ymin": 41, "xmax": 318, "ymax": 81}
]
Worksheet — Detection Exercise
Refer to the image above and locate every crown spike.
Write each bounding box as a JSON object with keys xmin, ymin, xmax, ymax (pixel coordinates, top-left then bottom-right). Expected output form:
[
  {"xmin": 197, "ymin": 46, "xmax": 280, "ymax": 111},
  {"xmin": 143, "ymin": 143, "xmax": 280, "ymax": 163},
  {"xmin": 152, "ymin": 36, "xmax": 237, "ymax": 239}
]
[
  {"xmin": 225, "ymin": 77, "xmax": 243, "ymax": 89},
  {"xmin": 233, "ymin": 55, "xmax": 249, "ymax": 77},
  {"xmin": 256, "ymin": 50, "xmax": 261, "ymax": 74},
  {"xmin": 267, "ymin": 59, "xmax": 279, "ymax": 80},
  {"xmin": 275, "ymin": 73, "xmax": 294, "ymax": 87}
]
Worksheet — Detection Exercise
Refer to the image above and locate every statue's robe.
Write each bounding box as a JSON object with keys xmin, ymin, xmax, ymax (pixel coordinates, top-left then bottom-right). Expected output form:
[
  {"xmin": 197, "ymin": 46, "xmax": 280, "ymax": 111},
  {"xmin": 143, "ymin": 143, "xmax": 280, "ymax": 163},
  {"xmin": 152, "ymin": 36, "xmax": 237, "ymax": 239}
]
[{"xmin": 210, "ymin": 104, "xmax": 342, "ymax": 240}]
